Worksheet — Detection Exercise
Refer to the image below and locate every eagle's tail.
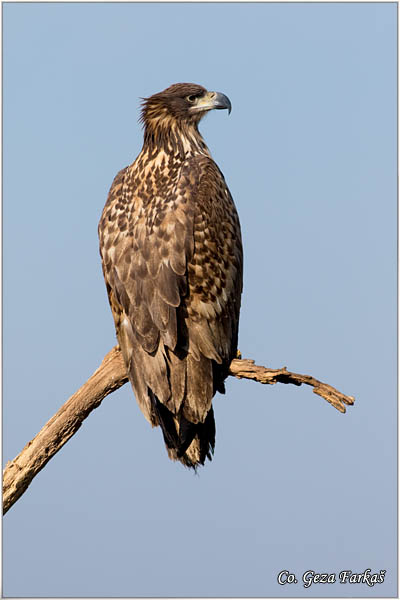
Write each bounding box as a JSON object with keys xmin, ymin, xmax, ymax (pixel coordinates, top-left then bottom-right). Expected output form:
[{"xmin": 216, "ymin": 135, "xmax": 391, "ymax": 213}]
[
  {"xmin": 118, "ymin": 324, "xmax": 217, "ymax": 469},
  {"xmin": 150, "ymin": 391, "xmax": 215, "ymax": 469}
]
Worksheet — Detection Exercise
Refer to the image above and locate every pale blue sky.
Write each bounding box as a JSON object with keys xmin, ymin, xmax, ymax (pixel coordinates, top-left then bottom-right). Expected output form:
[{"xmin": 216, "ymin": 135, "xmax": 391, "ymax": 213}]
[{"xmin": 3, "ymin": 2, "xmax": 397, "ymax": 597}]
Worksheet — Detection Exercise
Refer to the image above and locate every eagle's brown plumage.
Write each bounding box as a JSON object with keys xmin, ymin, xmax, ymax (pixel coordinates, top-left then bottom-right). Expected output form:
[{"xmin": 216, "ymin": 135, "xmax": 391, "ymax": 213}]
[{"xmin": 98, "ymin": 83, "xmax": 243, "ymax": 468}]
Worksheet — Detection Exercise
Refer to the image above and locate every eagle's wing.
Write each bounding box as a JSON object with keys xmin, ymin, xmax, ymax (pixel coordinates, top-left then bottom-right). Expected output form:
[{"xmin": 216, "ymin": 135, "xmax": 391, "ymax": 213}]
[
  {"xmin": 186, "ymin": 158, "xmax": 242, "ymax": 365},
  {"xmin": 99, "ymin": 156, "xmax": 242, "ymax": 464}
]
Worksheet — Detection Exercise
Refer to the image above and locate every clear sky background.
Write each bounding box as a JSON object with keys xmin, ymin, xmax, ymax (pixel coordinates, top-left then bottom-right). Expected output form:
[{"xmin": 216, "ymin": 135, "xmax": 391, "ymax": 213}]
[{"xmin": 3, "ymin": 2, "xmax": 397, "ymax": 597}]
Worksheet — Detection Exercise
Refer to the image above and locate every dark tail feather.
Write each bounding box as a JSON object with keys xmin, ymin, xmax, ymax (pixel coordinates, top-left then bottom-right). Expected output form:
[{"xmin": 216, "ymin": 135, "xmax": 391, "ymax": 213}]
[
  {"xmin": 195, "ymin": 407, "xmax": 216, "ymax": 464},
  {"xmin": 149, "ymin": 390, "xmax": 215, "ymax": 469},
  {"xmin": 178, "ymin": 407, "xmax": 216, "ymax": 463},
  {"xmin": 177, "ymin": 414, "xmax": 197, "ymax": 457}
]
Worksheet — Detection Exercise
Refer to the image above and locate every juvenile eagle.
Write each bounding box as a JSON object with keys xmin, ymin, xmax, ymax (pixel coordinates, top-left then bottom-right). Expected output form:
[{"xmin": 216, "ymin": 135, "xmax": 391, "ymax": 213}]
[{"xmin": 99, "ymin": 83, "xmax": 243, "ymax": 468}]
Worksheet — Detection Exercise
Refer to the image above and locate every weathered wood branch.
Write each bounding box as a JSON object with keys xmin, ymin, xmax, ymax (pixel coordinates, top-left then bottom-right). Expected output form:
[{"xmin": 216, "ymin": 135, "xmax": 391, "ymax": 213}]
[
  {"xmin": 3, "ymin": 346, "xmax": 354, "ymax": 514},
  {"xmin": 228, "ymin": 358, "xmax": 355, "ymax": 413},
  {"xmin": 3, "ymin": 347, "xmax": 127, "ymax": 515}
]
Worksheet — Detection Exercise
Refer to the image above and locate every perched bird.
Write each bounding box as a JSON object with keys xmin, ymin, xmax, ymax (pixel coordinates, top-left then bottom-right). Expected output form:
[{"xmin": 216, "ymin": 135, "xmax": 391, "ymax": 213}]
[{"xmin": 99, "ymin": 83, "xmax": 243, "ymax": 468}]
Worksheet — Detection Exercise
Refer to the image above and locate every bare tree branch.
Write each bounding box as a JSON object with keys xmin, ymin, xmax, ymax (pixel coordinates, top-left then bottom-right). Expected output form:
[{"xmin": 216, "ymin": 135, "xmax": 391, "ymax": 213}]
[
  {"xmin": 228, "ymin": 358, "xmax": 355, "ymax": 413},
  {"xmin": 3, "ymin": 347, "xmax": 127, "ymax": 515},
  {"xmin": 3, "ymin": 346, "xmax": 354, "ymax": 514}
]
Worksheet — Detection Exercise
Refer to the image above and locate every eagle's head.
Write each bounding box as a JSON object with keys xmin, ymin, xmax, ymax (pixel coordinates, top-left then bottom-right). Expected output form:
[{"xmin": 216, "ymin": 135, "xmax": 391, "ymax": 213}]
[{"xmin": 140, "ymin": 83, "xmax": 231, "ymax": 131}]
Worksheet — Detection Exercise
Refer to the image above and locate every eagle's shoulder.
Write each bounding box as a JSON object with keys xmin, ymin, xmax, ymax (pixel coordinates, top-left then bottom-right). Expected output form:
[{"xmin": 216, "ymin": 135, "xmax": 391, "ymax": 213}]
[
  {"xmin": 102, "ymin": 165, "xmax": 128, "ymax": 212},
  {"xmin": 98, "ymin": 165, "xmax": 129, "ymax": 243}
]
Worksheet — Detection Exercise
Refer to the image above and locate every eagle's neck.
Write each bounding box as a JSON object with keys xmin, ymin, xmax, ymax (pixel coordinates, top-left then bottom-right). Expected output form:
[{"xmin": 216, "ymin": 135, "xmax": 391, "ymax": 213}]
[{"xmin": 142, "ymin": 119, "xmax": 211, "ymax": 161}]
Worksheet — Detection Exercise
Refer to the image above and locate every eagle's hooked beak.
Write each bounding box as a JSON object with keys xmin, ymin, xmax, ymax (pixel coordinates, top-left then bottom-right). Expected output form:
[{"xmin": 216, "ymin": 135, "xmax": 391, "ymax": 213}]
[
  {"xmin": 192, "ymin": 91, "xmax": 232, "ymax": 114},
  {"xmin": 209, "ymin": 91, "xmax": 232, "ymax": 114}
]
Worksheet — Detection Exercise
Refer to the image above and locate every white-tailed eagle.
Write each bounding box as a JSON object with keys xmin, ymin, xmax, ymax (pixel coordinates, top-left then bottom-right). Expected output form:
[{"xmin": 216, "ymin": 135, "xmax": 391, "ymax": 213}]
[{"xmin": 99, "ymin": 83, "xmax": 243, "ymax": 468}]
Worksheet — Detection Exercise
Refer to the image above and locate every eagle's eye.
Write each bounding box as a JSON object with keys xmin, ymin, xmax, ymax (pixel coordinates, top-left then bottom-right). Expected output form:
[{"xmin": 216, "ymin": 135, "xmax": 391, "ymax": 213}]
[{"xmin": 187, "ymin": 94, "xmax": 200, "ymax": 103}]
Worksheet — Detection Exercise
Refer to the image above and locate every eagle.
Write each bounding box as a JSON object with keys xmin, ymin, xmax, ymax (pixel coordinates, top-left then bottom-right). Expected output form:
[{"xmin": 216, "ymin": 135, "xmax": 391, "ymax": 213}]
[{"xmin": 99, "ymin": 83, "xmax": 243, "ymax": 468}]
